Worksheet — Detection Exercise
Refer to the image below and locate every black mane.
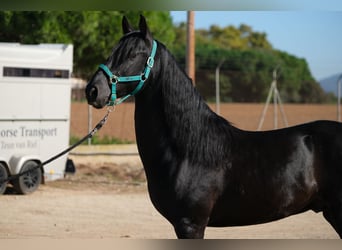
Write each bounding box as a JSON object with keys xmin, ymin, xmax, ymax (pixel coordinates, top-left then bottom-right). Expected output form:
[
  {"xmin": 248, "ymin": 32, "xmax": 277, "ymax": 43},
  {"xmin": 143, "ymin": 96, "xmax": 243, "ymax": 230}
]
[{"xmin": 151, "ymin": 42, "xmax": 233, "ymax": 167}]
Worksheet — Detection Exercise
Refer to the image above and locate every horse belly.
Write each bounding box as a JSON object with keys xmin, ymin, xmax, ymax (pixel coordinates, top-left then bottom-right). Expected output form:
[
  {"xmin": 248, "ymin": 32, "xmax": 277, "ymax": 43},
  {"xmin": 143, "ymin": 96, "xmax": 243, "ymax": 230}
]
[
  {"xmin": 208, "ymin": 199, "xmax": 291, "ymax": 227},
  {"xmin": 208, "ymin": 181, "xmax": 319, "ymax": 227},
  {"xmin": 208, "ymin": 170, "xmax": 319, "ymax": 226}
]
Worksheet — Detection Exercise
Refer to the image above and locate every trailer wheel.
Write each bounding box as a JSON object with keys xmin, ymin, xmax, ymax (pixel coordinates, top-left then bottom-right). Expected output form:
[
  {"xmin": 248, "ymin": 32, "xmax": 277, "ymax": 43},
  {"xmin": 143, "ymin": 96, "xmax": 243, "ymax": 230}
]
[
  {"xmin": 0, "ymin": 163, "xmax": 8, "ymax": 194},
  {"xmin": 13, "ymin": 161, "xmax": 42, "ymax": 195}
]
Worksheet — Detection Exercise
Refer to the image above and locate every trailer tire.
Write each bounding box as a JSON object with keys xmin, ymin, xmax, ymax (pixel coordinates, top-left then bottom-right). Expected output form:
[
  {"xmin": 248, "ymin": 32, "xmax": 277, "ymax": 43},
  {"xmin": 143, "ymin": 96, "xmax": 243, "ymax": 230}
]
[
  {"xmin": 12, "ymin": 161, "xmax": 42, "ymax": 195},
  {"xmin": 0, "ymin": 163, "xmax": 8, "ymax": 194}
]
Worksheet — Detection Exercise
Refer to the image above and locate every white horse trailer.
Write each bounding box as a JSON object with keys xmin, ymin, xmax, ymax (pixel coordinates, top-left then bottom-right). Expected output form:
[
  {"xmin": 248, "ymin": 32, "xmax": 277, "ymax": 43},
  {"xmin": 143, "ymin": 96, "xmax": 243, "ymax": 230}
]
[{"xmin": 0, "ymin": 43, "xmax": 74, "ymax": 194}]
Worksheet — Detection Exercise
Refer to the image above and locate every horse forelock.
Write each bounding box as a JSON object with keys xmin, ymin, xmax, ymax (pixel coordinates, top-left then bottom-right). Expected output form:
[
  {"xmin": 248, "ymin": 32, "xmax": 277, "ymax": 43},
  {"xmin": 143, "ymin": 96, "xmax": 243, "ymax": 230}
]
[
  {"xmin": 107, "ymin": 31, "xmax": 151, "ymax": 70},
  {"xmin": 121, "ymin": 30, "xmax": 141, "ymax": 39}
]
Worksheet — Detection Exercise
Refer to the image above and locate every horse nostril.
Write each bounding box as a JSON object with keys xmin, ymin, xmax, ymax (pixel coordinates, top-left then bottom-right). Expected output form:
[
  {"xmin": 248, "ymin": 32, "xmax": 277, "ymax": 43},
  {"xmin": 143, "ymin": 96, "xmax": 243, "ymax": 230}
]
[{"xmin": 86, "ymin": 86, "xmax": 98, "ymax": 102}]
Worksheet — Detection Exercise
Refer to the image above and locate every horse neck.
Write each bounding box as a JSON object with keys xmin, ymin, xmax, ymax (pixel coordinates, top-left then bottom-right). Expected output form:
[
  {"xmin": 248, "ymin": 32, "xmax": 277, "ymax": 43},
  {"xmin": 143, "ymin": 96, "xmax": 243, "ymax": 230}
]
[{"xmin": 135, "ymin": 45, "xmax": 223, "ymax": 162}]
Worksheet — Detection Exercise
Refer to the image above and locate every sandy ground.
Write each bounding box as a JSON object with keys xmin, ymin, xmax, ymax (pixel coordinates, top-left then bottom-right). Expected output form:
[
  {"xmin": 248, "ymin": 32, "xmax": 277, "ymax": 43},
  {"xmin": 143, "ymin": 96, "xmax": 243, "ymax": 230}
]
[
  {"xmin": 0, "ymin": 185, "xmax": 339, "ymax": 239},
  {"xmin": 0, "ymin": 145, "xmax": 339, "ymax": 239}
]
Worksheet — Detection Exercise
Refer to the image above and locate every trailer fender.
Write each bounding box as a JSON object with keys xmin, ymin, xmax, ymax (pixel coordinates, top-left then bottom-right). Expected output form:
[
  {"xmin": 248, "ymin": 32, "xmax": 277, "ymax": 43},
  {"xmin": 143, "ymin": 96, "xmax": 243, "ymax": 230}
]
[
  {"xmin": 8, "ymin": 155, "xmax": 42, "ymax": 175},
  {"xmin": 0, "ymin": 157, "xmax": 10, "ymax": 177},
  {"xmin": 0, "ymin": 156, "xmax": 9, "ymax": 168}
]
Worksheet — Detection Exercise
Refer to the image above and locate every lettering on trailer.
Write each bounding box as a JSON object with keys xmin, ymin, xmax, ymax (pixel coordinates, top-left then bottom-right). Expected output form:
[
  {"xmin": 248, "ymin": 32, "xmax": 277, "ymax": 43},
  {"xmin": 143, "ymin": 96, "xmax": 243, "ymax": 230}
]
[
  {"xmin": 0, "ymin": 127, "xmax": 58, "ymax": 150},
  {"xmin": 20, "ymin": 127, "xmax": 57, "ymax": 139}
]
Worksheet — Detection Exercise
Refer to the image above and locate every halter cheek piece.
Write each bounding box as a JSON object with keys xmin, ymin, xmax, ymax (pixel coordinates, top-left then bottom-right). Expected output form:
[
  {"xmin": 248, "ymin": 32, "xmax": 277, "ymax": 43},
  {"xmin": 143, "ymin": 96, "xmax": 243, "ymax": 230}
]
[{"xmin": 99, "ymin": 40, "xmax": 157, "ymax": 106}]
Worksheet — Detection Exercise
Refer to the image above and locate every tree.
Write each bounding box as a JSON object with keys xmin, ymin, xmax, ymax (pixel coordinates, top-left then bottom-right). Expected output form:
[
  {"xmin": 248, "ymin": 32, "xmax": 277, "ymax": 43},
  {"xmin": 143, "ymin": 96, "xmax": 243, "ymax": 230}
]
[
  {"xmin": 187, "ymin": 23, "xmax": 273, "ymax": 50},
  {"xmin": 1, "ymin": 12, "xmax": 330, "ymax": 103},
  {"xmin": 171, "ymin": 20, "xmax": 331, "ymax": 103},
  {"xmin": 0, "ymin": 11, "xmax": 175, "ymax": 79}
]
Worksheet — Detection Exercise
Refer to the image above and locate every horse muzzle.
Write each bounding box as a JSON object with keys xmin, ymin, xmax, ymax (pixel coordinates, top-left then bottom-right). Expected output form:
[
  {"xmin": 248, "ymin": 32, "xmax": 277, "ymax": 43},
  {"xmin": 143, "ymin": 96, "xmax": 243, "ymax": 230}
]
[{"xmin": 85, "ymin": 83, "xmax": 110, "ymax": 109}]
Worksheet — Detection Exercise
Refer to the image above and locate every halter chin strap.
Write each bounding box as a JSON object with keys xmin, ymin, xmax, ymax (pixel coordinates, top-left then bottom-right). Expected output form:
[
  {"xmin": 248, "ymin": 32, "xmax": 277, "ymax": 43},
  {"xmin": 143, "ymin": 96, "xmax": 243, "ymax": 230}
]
[{"xmin": 99, "ymin": 40, "xmax": 157, "ymax": 106}]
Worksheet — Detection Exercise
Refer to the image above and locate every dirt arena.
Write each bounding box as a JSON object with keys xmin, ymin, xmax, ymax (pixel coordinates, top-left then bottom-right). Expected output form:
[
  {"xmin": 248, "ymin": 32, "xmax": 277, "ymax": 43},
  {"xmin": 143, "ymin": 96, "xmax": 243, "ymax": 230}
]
[
  {"xmin": 1, "ymin": 102, "xmax": 341, "ymax": 239},
  {"xmin": 70, "ymin": 102, "xmax": 340, "ymax": 142},
  {"xmin": 1, "ymin": 147, "xmax": 339, "ymax": 239}
]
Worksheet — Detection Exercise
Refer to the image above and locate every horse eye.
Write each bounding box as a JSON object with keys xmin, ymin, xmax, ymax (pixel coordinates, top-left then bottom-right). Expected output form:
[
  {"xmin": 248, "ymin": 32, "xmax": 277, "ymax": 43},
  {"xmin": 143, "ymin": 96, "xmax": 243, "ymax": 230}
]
[{"xmin": 130, "ymin": 54, "xmax": 137, "ymax": 59}]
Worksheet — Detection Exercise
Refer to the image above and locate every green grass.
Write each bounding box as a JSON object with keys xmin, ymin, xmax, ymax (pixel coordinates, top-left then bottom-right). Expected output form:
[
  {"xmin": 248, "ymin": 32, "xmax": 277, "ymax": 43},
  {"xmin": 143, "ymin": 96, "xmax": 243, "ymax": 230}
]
[{"xmin": 69, "ymin": 134, "xmax": 133, "ymax": 145}]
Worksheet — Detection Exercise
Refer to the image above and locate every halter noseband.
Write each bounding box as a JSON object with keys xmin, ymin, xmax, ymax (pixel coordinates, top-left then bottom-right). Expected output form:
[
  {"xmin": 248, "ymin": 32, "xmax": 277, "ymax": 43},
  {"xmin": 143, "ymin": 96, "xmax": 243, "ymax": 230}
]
[{"xmin": 99, "ymin": 40, "xmax": 157, "ymax": 106}]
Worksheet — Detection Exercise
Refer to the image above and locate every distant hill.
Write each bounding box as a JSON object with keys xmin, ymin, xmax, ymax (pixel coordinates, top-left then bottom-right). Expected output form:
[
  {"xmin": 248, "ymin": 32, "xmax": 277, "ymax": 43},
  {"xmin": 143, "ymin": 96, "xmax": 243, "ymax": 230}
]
[{"xmin": 319, "ymin": 73, "xmax": 342, "ymax": 96}]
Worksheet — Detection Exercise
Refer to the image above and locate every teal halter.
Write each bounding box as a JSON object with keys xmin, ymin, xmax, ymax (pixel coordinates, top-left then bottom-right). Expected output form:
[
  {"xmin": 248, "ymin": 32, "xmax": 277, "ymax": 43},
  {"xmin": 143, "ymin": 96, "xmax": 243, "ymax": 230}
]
[{"xmin": 99, "ymin": 40, "xmax": 157, "ymax": 106}]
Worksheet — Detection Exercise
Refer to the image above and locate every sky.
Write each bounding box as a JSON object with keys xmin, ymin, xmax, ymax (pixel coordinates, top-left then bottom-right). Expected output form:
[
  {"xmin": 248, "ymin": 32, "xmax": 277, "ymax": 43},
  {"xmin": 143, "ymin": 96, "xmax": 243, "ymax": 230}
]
[{"xmin": 170, "ymin": 11, "xmax": 342, "ymax": 81}]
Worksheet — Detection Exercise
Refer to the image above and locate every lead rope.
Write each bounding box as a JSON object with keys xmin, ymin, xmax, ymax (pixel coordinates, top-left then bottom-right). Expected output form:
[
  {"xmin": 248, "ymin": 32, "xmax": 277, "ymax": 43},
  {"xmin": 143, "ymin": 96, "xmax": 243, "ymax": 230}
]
[{"xmin": 0, "ymin": 106, "xmax": 114, "ymax": 185}]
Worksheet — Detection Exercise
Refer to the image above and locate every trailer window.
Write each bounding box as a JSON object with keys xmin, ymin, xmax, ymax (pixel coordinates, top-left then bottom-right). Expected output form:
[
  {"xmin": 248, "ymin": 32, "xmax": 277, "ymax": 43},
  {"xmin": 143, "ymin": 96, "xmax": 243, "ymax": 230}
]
[{"xmin": 3, "ymin": 67, "xmax": 70, "ymax": 79}]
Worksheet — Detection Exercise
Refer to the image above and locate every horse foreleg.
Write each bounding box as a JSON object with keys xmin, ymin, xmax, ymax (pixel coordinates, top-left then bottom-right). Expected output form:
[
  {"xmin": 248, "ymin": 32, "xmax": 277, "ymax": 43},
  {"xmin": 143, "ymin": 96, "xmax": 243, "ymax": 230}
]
[
  {"xmin": 323, "ymin": 210, "xmax": 342, "ymax": 238},
  {"xmin": 174, "ymin": 217, "xmax": 208, "ymax": 239},
  {"xmin": 322, "ymin": 194, "xmax": 342, "ymax": 238}
]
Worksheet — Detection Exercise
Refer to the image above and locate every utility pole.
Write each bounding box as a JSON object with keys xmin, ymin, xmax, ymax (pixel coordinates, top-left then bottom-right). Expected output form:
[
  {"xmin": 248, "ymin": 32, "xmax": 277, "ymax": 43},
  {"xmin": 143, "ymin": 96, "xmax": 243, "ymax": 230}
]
[
  {"xmin": 215, "ymin": 59, "xmax": 225, "ymax": 115},
  {"xmin": 88, "ymin": 105, "xmax": 92, "ymax": 145},
  {"xmin": 257, "ymin": 69, "xmax": 288, "ymax": 130},
  {"xmin": 337, "ymin": 74, "xmax": 342, "ymax": 122},
  {"xmin": 186, "ymin": 11, "xmax": 195, "ymax": 85}
]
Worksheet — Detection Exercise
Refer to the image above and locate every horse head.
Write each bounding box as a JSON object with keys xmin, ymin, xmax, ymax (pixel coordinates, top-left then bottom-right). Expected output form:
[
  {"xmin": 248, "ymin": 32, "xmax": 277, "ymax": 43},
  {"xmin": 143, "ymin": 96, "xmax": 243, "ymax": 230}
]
[{"xmin": 86, "ymin": 15, "xmax": 156, "ymax": 108}]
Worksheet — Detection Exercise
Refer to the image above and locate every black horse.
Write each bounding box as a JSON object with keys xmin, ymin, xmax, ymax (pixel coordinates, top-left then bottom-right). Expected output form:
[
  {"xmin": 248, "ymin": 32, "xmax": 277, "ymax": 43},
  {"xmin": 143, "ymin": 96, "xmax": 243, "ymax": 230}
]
[{"xmin": 86, "ymin": 16, "xmax": 342, "ymax": 239}]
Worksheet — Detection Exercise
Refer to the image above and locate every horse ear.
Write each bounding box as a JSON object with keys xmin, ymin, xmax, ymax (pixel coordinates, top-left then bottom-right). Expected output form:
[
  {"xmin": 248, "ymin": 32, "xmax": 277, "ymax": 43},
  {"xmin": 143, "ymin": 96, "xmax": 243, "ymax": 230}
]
[
  {"xmin": 122, "ymin": 16, "xmax": 134, "ymax": 34},
  {"xmin": 139, "ymin": 15, "xmax": 152, "ymax": 43}
]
